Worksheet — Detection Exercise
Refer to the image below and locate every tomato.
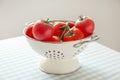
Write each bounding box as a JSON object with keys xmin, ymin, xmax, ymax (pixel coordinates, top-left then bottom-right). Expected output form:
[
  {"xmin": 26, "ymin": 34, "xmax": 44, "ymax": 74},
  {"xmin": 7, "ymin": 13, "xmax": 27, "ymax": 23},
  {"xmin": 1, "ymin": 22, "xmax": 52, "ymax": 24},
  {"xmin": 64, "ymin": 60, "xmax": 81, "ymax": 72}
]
[
  {"xmin": 53, "ymin": 21, "xmax": 75, "ymax": 37},
  {"xmin": 63, "ymin": 27, "xmax": 84, "ymax": 42},
  {"xmin": 53, "ymin": 22, "xmax": 66, "ymax": 37},
  {"xmin": 25, "ymin": 24, "xmax": 34, "ymax": 38},
  {"xmin": 49, "ymin": 36, "xmax": 61, "ymax": 42},
  {"xmin": 75, "ymin": 16, "xmax": 94, "ymax": 37},
  {"xmin": 32, "ymin": 20, "xmax": 53, "ymax": 41},
  {"xmin": 68, "ymin": 21, "xmax": 75, "ymax": 28},
  {"xmin": 43, "ymin": 36, "xmax": 61, "ymax": 42}
]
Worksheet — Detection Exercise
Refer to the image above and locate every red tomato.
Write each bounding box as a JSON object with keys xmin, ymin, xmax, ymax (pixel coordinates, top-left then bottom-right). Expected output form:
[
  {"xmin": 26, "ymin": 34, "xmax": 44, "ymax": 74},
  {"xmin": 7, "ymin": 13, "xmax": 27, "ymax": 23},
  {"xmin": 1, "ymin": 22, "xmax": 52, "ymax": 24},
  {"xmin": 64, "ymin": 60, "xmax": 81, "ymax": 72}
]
[
  {"xmin": 25, "ymin": 24, "xmax": 34, "ymax": 38},
  {"xmin": 32, "ymin": 20, "xmax": 53, "ymax": 41},
  {"xmin": 75, "ymin": 16, "xmax": 94, "ymax": 37},
  {"xmin": 43, "ymin": 36, "xmax": 61, "ymax": 42},
  {"xmin": 68, "ymin": 21, "xmax": 75, "ymax": 28},
  {"xmin": 53, "ymin": 22, "xmax": 66, "ymax": 37},
  {"xmin": 63, "ymin": 27, "xmax": 84, "ymax": 42},
  {"xmin": 53, "ymin": 21, "xmax": 75, "ymax": 37}
]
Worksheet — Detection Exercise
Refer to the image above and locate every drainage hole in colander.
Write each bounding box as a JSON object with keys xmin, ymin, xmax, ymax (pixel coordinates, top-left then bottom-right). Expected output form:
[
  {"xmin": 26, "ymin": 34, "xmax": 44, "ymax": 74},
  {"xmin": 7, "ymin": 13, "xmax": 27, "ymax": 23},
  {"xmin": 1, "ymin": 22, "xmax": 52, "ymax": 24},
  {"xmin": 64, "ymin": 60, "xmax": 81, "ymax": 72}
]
[
  {"xmin": 77, "ymin": 50, "xmax": 80, "ymax": 52},
  {"xmin": 57, "ymin": 51, "xmax": 60, "ymax": 53},
  {"xmin": 49, "ymin": 50, "xmax": 51, "ymax": 53},
  {"xmin": 44, "ymin": 50, "xmax": 65, "ymax": 59},
  {"xmin": 53, "ymin": 50, "xmax": 55, "ymax": 52}
]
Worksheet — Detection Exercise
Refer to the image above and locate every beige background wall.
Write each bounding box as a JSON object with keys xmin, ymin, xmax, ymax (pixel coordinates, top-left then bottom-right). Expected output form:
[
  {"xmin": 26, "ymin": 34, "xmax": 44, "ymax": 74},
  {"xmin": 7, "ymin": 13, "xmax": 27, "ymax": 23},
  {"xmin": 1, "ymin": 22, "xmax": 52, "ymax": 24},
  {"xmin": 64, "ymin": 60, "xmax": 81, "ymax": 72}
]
[{"xmin": 0, "ymin": 0, "xmax": 120, "ymax": 51}]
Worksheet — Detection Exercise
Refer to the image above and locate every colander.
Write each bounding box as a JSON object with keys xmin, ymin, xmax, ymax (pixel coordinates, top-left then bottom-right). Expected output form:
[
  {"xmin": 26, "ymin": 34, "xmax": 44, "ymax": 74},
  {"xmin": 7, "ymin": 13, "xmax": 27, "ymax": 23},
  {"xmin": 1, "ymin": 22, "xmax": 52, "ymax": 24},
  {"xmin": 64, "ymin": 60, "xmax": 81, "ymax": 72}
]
[{"xmin": 23, "ymin": 20, "xmax": 99, "ymax": 74}]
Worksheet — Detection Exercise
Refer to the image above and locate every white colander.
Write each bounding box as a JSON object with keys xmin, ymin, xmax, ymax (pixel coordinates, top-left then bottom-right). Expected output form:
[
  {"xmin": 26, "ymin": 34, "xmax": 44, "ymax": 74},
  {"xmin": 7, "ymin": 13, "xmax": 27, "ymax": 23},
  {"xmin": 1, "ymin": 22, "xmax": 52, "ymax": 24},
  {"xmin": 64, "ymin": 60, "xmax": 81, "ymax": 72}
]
[{"xmin": 23, "ymin": 20, "xmax": 99, "ymax": 74}]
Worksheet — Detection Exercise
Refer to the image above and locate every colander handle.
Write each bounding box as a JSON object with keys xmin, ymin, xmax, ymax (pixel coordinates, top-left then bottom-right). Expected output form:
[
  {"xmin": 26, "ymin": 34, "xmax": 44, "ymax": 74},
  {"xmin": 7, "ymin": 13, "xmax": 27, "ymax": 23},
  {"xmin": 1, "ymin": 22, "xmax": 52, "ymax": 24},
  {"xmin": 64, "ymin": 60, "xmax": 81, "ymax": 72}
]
[{"xmin": 73, "ymin": 34, "xmax": 100, "ymax": 48}]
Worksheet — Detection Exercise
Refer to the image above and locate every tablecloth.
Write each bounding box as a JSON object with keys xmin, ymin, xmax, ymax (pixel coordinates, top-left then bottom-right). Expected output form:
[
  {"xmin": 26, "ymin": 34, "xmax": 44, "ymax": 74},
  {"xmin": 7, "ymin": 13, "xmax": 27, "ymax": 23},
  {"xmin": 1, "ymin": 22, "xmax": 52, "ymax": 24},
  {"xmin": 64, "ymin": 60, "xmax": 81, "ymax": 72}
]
[{"xmin": 0, "ymin": 36, "xmax": 120, "ymax": 80}]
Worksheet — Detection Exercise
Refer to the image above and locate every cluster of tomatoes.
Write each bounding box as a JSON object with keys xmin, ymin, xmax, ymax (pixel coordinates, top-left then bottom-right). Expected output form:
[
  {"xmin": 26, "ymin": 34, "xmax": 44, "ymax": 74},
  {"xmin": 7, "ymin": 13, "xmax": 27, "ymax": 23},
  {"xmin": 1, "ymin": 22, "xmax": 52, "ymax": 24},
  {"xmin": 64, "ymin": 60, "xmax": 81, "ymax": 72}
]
[{"xmin": 25, "ymin": 16, "xmax": 95, "ymax": 42}]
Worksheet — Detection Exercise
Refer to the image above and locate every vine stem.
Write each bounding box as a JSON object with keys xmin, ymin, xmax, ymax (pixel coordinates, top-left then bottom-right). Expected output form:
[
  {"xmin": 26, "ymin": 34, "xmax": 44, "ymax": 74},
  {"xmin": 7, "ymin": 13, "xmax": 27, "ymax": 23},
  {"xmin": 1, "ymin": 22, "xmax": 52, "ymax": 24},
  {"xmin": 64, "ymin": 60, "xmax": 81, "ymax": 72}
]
[{"xmin": 59, "ymin": 22, "xmax": 69, "ymax": 40}]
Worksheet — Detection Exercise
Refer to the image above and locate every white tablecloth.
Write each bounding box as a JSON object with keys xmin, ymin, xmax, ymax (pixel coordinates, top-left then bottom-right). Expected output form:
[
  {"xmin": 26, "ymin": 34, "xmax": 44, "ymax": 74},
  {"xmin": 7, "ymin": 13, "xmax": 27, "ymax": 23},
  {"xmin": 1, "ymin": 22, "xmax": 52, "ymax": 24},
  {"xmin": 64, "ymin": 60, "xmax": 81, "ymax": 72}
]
[{"xmin": 0, "ymin": 36, "xmax": 120, "ymax": 80}]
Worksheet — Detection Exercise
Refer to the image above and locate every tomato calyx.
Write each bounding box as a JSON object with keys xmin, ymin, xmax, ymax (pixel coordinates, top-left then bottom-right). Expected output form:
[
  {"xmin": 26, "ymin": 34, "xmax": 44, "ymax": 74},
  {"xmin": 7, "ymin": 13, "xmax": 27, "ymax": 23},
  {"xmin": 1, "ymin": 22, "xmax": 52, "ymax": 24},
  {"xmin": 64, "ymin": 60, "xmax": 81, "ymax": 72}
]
[
  {"xmin": 42, "ymin": 18, "xmax": 52, "ymax": 25},
  {"xmin": 79, "ymin": 15, "xmax": 85, "ymax": 21},
  {"xmin": 60, "ymin": 26, "xmax": 66, "ymax": 30},
  {"xmin": 44, "ymin": 18, "xmax": 50, "ymax": 24},
  {"xmin": 65, "ymin": 31, "xmax": 73, "ymax": 36}
]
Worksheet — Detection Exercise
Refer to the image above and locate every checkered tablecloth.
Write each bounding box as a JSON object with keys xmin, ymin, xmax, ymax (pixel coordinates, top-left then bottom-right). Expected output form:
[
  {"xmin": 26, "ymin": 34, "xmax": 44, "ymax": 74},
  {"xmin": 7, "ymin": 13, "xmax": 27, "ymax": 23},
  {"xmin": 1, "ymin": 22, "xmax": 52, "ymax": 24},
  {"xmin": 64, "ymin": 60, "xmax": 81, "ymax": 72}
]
[{"xmin": 0, "ymin": 36, "xmax": 120, "ymax": 80}]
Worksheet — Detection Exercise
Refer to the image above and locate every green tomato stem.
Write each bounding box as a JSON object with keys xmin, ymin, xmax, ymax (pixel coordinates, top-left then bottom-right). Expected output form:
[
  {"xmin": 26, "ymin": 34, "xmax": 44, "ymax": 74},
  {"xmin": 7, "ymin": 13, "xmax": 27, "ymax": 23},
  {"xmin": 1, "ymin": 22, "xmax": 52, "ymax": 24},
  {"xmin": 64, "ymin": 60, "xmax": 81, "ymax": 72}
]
[
  {"xmin": 45, "ymin": 18, "xmax": 50, "ymax": 24},
  {"xmin": 59, "ymin": 22, "xmax": 69, "ymax": 40},
  {"xmin": 79, "ymin": 15, "xmax": 85, "ymax": 21}
]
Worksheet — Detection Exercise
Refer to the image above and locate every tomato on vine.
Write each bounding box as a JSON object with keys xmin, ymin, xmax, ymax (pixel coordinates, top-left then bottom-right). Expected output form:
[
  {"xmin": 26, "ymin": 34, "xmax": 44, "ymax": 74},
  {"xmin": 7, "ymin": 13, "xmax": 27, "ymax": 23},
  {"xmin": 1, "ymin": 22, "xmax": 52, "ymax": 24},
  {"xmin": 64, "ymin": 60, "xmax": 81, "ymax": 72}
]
[
  {"xmin": 75, "ymin": 16, "xmax": 95, "ymax": 37},
  {"xmin": 63, "ymin": 27, "xmax": 84, "ymax": 42},
  {"xmin": 25, "ymin": 24, "xmax": 34, "ymax": 38},
  {"xmin": 32, "ymin": 19, "xmax": 54, "ymax": 41}
]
